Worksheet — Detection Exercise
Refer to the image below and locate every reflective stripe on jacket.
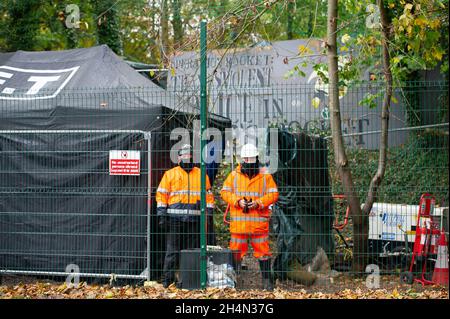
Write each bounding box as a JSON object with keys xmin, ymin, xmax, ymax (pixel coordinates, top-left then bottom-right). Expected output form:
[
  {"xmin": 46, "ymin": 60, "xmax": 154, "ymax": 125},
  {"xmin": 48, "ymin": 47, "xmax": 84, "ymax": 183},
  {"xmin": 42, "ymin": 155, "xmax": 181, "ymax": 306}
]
[
  {"xmin": 156, "ymin": 166, "xmax": 215, "ymax": 219},
  {"xmin": 220, "ymin": 165, "xmax": 279, "ymax": 234}
]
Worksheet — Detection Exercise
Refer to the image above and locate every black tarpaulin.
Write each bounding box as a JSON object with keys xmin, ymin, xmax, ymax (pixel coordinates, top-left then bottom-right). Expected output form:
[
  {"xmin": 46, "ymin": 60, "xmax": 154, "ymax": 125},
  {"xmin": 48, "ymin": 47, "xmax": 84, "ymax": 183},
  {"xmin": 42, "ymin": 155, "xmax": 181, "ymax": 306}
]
[{"xmin": 272, "ymin": 130, "xmax": 335, "ymax": 280}]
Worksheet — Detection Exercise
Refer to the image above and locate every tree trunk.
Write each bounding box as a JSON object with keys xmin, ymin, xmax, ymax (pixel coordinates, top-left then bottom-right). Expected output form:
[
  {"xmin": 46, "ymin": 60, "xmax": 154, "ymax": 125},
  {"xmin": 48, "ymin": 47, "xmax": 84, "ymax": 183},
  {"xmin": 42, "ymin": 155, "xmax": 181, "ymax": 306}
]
[
  {"xmin": 362, "ymin": 0, "xmax": 392, "ymax": 215},
  {"xmin": 286, "ymin": 0, "xmax": 294, "ymax": 39},
  {"xmin": 327, "ymin": 0, "xmax": 366, "ymax": 273},
  {"xmin": 160, "ymin": 0, "xmax": 169, "ymax": 63},
  {"xmin": 172, "ymin": 0, "xmax": 183, "ymax": 48}
]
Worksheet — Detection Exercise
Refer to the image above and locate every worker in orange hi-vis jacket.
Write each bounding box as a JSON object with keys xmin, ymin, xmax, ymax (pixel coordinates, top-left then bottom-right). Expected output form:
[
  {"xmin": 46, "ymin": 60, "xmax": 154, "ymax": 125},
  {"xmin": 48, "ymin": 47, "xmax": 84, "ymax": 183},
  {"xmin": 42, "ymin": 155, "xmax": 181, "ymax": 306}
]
[
  {"xmin": 220, "ymin": 143, "xmax": 279, "ymax": 291},
  {"xmin": 156, "ymin": 144, "xmax": 215, "ymax": 288}
]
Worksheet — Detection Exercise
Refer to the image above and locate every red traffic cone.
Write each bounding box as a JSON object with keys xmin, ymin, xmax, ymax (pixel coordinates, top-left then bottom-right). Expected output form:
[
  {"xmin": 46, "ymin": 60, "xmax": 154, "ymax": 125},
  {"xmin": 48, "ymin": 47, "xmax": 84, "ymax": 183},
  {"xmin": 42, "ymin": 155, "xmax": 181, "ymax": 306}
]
[{"xmin": 432, "ymin": 231, "xmax": 449, "ymax": 286}]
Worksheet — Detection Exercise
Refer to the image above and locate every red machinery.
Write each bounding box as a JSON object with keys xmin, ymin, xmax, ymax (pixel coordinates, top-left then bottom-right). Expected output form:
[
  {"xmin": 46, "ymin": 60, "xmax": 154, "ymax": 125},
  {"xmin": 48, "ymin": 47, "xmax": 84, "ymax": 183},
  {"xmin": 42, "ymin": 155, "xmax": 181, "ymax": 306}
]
[
  {"xmin": 333, "ymin": 194, "xmax": 350, "ymax": 231},
  {"xmin": 400, "ymin": 193, "xmax": 441, "ymax": 286}
]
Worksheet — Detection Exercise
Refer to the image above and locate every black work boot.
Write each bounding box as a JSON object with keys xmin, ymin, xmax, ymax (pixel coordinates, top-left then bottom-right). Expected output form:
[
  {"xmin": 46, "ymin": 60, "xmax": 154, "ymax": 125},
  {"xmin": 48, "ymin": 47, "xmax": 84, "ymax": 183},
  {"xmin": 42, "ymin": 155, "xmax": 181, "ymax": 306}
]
[
  {"xmin": 162, "ymin": 273, "xmax": 175, "ymax": 288},
  {"xmin": 231, "ymin": 251, "xmax": 243, "ymax": 275},
  {"xmin": 258, "ymin": 259, "xmax": 275, "ymax": 291}
]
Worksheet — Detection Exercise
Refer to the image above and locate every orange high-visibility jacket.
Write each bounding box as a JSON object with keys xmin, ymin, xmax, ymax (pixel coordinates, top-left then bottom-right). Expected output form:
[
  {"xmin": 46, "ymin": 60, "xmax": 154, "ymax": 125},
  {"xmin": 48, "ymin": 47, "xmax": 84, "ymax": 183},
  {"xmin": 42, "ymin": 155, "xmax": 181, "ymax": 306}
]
[
  {"xmin": 156, "ymin": 166, "xmax": 215, "ymax": 220},
  {"xmin": 220, "ymin": 165, "xmax": 279, "ymax": 234}
]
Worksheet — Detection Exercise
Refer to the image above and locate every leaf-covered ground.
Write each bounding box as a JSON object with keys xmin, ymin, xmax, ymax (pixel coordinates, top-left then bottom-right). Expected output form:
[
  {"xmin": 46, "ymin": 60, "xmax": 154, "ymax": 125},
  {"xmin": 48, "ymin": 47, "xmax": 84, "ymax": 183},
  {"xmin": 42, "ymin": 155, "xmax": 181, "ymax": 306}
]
[{"xmin": 0, "ymin": 277, "xmax": 447, "ymax": 299}]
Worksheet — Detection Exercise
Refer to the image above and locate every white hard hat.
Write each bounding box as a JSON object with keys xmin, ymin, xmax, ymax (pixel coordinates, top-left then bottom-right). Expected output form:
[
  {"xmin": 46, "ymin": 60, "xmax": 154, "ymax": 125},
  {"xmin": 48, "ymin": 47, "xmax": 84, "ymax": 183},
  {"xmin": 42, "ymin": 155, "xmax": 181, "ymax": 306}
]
[
  {"xmin": 178, "ymin": 144, "xmax": 192, "ymax": 156},
  {"xmin": 240, "ymin": 143, "xmax": 259, "ymax": 158}
]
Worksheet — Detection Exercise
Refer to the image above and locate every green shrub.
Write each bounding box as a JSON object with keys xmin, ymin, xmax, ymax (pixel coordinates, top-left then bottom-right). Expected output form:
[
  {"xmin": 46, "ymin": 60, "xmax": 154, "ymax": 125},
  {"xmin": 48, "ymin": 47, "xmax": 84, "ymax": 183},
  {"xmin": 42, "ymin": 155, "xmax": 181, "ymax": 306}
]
[{"xmin": 328, "ymin": 131, "xmax": 449, "ymax": 206}]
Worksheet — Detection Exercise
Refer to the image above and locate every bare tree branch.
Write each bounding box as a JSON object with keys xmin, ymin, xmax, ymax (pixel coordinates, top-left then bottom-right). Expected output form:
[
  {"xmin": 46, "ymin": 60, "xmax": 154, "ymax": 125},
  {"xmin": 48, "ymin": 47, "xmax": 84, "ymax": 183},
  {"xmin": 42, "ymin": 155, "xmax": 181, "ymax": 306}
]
[
  {"xmin": 362, "ymin": 0, "xmax": 392, "ymax": 215},
  {"xmin": 327, "ymin": 0, "xmax": 365, "ymax": 273}
]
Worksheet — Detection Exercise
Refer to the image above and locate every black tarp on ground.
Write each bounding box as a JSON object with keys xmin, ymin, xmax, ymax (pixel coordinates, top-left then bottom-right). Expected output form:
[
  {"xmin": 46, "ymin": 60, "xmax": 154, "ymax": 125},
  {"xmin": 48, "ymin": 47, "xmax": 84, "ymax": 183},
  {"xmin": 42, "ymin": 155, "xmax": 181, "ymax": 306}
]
[
  {"xmin": 0, "ymin": 45, "xmax": 231, "ymax": 281},
  {"xmin": 272, "ymin": 130, "xmax": 335, "ymax": 280}
]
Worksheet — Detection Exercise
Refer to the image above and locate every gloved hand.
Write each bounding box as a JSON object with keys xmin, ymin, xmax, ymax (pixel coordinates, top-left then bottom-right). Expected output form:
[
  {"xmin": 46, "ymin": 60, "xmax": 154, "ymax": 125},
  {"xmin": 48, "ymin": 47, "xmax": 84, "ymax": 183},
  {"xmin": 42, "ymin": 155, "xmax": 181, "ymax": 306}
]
[
  {"xmin": 158, "ymin": 215, "xmax": 168, "ymax": 229},
  {"xmin": 247, "ymin": 200, "xmax": 259, "ymax": 210},
  {"xmin": 238, "ymin": 199, "xmax": 247, "ymax": 209},
  {"xmin": 241, "ymin": 197, "xmax": 252, "ymax": 213}
]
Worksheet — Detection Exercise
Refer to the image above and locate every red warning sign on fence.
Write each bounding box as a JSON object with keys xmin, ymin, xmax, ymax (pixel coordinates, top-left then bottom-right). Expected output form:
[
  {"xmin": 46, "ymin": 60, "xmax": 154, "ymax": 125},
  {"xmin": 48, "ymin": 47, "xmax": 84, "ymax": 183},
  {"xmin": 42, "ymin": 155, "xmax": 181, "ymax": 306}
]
[{"xmin": 109, "ymin": 150, "xmax": 140, "ymax": 176}]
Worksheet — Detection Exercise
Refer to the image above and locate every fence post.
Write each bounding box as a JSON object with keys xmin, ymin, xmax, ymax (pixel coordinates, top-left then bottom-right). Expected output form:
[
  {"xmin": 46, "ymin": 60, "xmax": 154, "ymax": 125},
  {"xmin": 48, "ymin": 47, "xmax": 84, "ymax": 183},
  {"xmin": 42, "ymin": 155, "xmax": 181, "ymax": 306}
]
[
  {"xmin": 200, "ymin": 20, "xmax": 207, "ymax": 289},
  {"xmin": 144, "ymin": 131, "xmax": 152, "ymax": 282}
]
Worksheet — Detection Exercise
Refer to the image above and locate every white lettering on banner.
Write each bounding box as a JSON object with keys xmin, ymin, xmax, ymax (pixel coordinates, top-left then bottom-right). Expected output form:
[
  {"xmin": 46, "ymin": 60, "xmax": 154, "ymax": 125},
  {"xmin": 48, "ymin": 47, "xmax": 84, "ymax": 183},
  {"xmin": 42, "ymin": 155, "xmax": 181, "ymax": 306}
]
[
  {"xmin": 0, "ymin": 71, "xmax": 13, "ymax": 85},
  {"xmin": 26, "ymin": 76, "xmax": 61, "ymax": 94},
  {"xmin": 168, "ymin": 40, "xmax": 409, "ymax": 150},
  {"xmin": 109, "ymin": 150, "xmax": 141, "ymax": 176},
  {"xmin": 0, "ymin": 65, "xmax": 79, "ymax": 100}
]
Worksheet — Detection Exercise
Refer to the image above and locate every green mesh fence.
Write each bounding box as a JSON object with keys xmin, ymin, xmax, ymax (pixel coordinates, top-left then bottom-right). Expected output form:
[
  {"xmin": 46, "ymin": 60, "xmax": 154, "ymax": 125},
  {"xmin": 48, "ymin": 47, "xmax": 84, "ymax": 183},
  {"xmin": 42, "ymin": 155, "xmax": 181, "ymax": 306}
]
[{"xmin": 0, "ymin": 79, "xmax": 448, "ymax": 291}]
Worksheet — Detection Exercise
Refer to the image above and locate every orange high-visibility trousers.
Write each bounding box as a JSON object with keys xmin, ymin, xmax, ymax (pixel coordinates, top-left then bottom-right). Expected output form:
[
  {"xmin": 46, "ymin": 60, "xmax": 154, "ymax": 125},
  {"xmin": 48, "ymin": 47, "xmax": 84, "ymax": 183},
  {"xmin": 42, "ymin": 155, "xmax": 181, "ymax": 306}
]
[{"xmin": 230, "ymin": 233, "xmax": 271, "ymax": 261}]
